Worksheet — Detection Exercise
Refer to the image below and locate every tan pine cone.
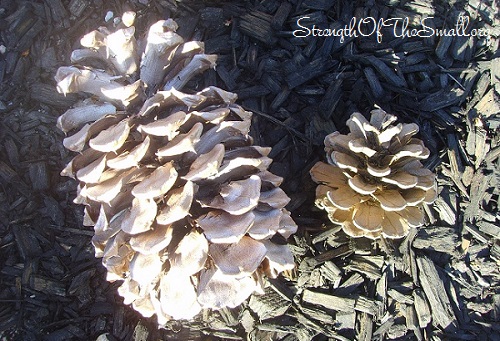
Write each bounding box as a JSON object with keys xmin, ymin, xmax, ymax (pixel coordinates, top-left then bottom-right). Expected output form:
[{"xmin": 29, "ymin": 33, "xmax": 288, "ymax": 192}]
[
  {"xmin": 310, "ymin": 109, "xmax": 437, "ymax": 239},
  {"xmin": 56, "ymin": 13, "xmax": 296, "ymax": 323}
]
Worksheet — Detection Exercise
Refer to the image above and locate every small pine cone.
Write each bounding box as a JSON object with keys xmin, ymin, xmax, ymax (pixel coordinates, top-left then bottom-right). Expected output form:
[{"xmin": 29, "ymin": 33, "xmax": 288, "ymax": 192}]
[
  {"xmin": 310, "ymin": 109, "xmax": 437, "ymax": 239},
  {"xmin": 56, "ymin": 13, "xmax": 297, "ymax": 323}
]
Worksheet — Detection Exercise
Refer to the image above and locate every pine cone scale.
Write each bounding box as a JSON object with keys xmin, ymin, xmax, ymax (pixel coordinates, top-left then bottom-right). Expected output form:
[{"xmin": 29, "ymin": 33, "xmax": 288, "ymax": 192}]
[
  {"xmin": 209, "ymin": 237, "xmax": 267, "ymax": 276},
  {"xmin": 381, "ymin": 172, "xmax": 418, "ymax": 189},
  {"xmin": 156, "ymin": 181, "xmax": 194, "ymax": 225},
  {"xmin": 129, "ymin": 223, "xmax": 173, "ymax": 255},
  {"xmin": 348, "ymin": 174, "xmax": 378, "ymax": 195},
  {"xmin": 326, "ymin": 186, "xmax": 362, "ymax": 210},
  {"xmin": 352, "ymin": 201, "xmax": 384, "ymax": 231},
  {"xmin": 197, "ymin": 210, "xmax": 254, "ymax": 244}
]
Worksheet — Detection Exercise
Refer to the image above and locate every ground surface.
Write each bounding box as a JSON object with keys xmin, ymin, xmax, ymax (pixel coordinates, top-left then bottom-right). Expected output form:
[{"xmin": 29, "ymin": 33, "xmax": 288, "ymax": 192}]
[{"xmin": 0, "ymin": 0, "xmax": 499, "ymax": 340}]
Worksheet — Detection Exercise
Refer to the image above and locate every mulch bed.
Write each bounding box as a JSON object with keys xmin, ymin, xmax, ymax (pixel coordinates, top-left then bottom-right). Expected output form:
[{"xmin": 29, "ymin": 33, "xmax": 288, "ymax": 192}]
[{"xmin": 1, "ymin": 0, "xmax": 499, "ymax": 340}]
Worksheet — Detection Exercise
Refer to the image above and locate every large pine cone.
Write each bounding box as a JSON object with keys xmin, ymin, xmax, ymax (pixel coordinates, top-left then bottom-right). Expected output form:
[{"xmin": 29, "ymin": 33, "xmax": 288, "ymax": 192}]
[
  {"xmin": 310, "ymin": 109, "xmax": 437, "ymax": 239},
  {"xmin": 56, "ymin": 13, "xmax": 296, "ymax": 323}
]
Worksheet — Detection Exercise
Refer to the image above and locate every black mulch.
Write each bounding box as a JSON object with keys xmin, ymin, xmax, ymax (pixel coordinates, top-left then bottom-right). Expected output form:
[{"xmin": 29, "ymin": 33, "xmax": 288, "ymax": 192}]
[{"xmin": 1, "ymin": 0, "xmax": 499, "ymax": 340}]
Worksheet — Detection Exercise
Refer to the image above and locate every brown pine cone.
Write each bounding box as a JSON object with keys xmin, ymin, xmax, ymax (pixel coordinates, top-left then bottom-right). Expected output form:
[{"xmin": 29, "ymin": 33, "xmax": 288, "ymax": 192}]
[
  {"xmin": 56, "ymin": 13, "xmax": 296, "ymax": 323},
  {"xmin": 310, "ymin": 109, "xmax": 437, "ymax": 239}
]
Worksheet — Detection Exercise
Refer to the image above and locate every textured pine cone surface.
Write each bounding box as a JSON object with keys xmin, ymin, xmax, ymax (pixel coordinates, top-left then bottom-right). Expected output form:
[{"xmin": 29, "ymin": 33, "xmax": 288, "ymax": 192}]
[
  {"xmin": 55, "ymin": 13, "xmax": 296, "ymax": 323},
  {"xmin": 310, "ymin": 109, "xmax": 437, "ymax": 239}
]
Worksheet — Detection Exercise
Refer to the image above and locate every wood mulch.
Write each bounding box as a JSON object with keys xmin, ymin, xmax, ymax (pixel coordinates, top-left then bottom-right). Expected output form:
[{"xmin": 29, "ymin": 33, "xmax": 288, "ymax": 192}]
[{"xmin": 1, "ymin": 0, "xmax": 499, "ymax": 340}]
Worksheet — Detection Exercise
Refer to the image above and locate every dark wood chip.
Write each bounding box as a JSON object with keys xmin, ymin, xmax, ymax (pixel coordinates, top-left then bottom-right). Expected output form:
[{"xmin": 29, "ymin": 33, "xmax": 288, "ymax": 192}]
[{"xmin": 416, "ymin": 256, "xmax": 458, "ymax": 330}]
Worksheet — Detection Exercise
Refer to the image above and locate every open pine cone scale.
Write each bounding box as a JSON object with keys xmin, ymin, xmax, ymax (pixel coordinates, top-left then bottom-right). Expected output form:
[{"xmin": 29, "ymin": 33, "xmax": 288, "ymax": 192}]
[
  {"xmin": 311, "ymin": 109, "xmax": 437, "ymax": 240},
  {"xmin": 56, "ymin": 13, "xmax": 297, "ymax": 323}
]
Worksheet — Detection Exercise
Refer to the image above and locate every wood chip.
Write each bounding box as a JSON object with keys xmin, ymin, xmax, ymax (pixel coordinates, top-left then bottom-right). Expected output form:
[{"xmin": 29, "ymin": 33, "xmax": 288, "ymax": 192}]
[{"xmin": 416, "ymin": 256, "xmax": 457, "ymax": 330}]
